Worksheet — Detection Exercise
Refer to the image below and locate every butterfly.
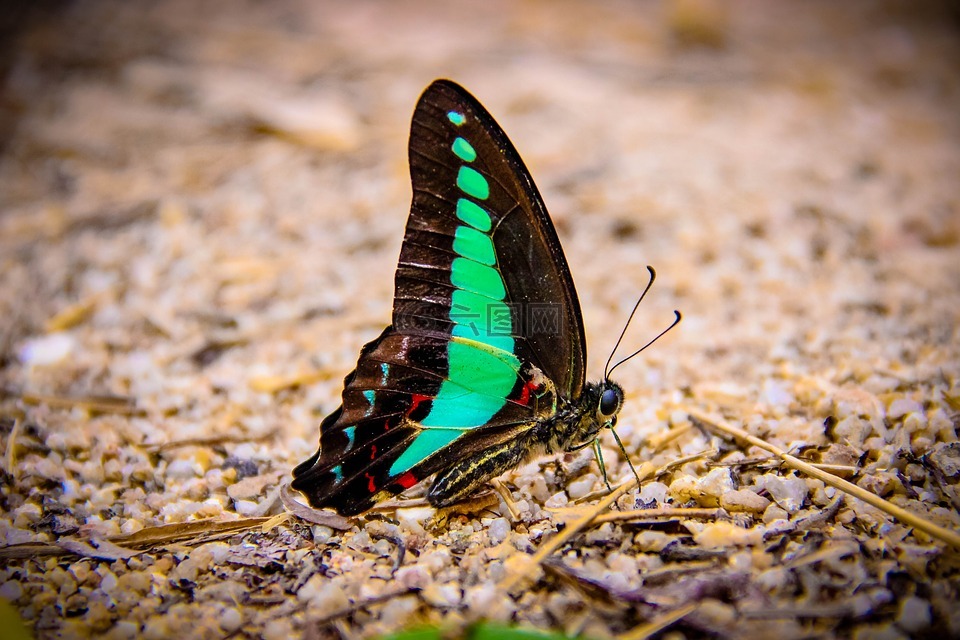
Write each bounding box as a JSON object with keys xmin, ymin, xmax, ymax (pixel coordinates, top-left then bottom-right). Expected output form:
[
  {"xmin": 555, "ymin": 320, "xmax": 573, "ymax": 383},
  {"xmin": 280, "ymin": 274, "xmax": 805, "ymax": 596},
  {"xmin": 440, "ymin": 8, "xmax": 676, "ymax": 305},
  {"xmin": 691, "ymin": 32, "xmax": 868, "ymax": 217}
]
[{"xmin": 292, "ymin": 80, "xmax": 676, "ymax": 516}]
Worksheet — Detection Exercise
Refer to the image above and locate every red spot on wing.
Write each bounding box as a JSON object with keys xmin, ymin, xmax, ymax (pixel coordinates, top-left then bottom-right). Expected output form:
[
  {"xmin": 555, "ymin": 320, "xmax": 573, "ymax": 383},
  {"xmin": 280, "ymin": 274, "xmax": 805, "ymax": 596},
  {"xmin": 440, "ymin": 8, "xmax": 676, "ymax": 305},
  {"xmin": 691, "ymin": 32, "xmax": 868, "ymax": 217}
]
[
  {"xmin": 370, "ymin": 444, "xmax": 377, "ymax": 461},
  {"xmin": 518, "ymin": 379, "xmax": 538, "ymax": 405},
  {"xmin": 395, "ymin": 471, "xmax": 418, "ymax": 490},
  {"xmin": 408, "ymin": 393, "xmax": 430, "ymax": 415},
  {"xmin": 365, "ymin": 472, "xmax": 376, "ymax": 493}
]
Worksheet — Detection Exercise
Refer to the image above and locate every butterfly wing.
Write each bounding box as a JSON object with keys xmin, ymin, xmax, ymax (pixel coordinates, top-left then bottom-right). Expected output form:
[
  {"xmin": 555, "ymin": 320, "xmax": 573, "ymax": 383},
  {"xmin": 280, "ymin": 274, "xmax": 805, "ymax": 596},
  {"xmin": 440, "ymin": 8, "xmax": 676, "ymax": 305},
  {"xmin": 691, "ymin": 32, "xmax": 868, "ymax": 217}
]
[
  {"xmin": 292, "ymin": 80, "xmax": 586, "ymax": 515},
  {"xmin": 399, "ymin": 80, "xmax": 586, "ymax": 396}
]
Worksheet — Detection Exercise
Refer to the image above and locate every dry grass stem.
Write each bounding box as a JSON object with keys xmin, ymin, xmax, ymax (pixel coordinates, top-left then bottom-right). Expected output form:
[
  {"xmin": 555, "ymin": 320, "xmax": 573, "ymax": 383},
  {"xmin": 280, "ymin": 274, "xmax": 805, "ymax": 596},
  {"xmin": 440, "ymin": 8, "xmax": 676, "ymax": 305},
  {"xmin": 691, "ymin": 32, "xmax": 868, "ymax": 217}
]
[{"xmin": 687, "ymin": 407, "xmax": 960, "ymax": 549}]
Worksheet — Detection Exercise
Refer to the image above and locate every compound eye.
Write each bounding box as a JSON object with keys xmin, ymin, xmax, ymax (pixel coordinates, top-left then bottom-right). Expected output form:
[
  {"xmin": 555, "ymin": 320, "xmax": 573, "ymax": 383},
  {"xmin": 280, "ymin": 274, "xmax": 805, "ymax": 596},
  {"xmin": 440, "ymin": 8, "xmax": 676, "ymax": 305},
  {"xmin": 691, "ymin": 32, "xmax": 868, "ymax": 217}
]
[{"xmin": 599, "ymin": 387, "xmax": 620, "ymax": 417}]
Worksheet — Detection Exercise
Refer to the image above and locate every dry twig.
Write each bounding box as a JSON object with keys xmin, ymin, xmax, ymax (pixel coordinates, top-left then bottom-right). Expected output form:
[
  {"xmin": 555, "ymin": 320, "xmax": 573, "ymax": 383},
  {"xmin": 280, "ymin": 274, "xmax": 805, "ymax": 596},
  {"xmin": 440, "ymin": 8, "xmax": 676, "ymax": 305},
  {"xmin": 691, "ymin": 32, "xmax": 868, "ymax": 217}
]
[{"xmin": 687, "ymin": 407, "xmax": 960, "ymax": 549}]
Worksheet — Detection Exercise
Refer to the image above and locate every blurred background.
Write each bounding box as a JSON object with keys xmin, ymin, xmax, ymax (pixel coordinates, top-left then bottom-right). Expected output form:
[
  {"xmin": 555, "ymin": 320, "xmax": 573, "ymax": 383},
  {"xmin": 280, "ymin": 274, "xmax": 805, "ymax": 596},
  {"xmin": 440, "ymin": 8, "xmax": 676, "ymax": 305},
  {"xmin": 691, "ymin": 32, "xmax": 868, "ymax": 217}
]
[{"xmin": 1, "ymin": 1, "xmax": 959, "ymax": 638}]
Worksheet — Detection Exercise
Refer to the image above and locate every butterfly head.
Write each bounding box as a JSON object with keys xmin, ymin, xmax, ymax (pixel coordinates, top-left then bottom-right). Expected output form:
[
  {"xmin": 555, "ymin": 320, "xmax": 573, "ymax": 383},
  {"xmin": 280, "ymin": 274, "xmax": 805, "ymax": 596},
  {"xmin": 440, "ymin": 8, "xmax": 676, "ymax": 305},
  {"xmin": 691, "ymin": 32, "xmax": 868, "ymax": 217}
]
[{"xmin": 596, "ymin": 380, "xmax": 624, "ymax": 429}]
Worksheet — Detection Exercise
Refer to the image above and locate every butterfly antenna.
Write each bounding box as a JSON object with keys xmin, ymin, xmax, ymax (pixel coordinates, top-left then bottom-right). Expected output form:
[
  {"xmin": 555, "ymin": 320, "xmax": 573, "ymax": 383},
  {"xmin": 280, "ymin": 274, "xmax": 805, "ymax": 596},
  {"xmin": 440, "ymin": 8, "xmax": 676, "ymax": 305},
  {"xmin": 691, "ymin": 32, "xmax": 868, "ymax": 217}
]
[
  {"xmin": 603, "ymin": 266, "xmax": 657, "ymax": 380},
  {"xmin": 606, "ymin": 309, "xmax": 682, "ymax": 379}
]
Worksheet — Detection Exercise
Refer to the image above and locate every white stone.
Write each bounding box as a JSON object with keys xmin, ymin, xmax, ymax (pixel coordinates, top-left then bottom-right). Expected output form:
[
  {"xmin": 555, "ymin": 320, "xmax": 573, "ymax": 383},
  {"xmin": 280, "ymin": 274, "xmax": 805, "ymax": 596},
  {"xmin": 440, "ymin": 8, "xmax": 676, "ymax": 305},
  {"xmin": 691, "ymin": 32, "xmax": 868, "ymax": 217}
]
[
  {"xmin": 567, "ymin": 474, "xmax": 597, "ymax": 499},
  {"xmin": 543, "ymin": 491, "xmax": 568, "ymax": 508},
  {"xmin": 233, "ymin": 500, "xmax": 259, "ymax": 516},
  {"xmin": 833, "ymin": 416, "xmax": 871, "ymax": 447},
  {"xmin": 297, "ymin": 575, "xmax": 349, "ymax": 615},
  {"xmin": 762, "ymin": 503, "xmax": 789, "ymax": 523},
  {"xmin": 888, "ymin": 398, "xmax": 923, "ymax": 420},
  {"xmin": 897, "ymin": 596, "xmax": 931, "ymax": 633},
  {"xmin": 219, "ymin": 606, "xmax": 243, "ymax": 632},
  {"xmin": 395, "ymin": 565, "xmax": 431, "ymax": 589},
  {"xmin": 18, "ymin": 332, "xmax": 75, "ymax": 365},
  {"xmin": 753, "ymin": 473, "xmax": 808, "ymax": 513},
  {"xmin": 263, "ymin": 618, "xmax": 294, "ymax": 640},
  {"xmin": 421, "ymin": 582, "xmax": 462, "ymax": 607},
  {"xmin": 396, "ymin": 507, "xmax": 432, "ymax": 536},
  {"xmin": 98, "ymin": 570, "xmax": 119, "ymax": 595},
  {"xmin": 165, "ymin": 459, "xmax": 199, "ymax": 479},
  {"xmin": 721, "ymin": 489, "xmax": 771, "ymax": 513},
  {"xmin": 638, "ymin": 481, "xmax": 670, "ymax": 505},
  {"xmin": 487, "ymin": 517, "xmax": 511, "ymax": 545}
]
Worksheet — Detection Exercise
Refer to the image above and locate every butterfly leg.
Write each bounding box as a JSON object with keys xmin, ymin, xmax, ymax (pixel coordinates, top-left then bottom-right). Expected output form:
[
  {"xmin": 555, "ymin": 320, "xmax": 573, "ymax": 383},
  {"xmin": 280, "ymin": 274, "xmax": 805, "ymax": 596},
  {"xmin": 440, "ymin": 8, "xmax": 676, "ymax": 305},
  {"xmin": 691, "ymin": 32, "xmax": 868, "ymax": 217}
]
[
  {"xmin": 593, "ymin": 438, "xmax": 614, "ymax": 493},
  {"xmin": 426, "ymin": 438, "xmax": 530, "ymax": 507}
]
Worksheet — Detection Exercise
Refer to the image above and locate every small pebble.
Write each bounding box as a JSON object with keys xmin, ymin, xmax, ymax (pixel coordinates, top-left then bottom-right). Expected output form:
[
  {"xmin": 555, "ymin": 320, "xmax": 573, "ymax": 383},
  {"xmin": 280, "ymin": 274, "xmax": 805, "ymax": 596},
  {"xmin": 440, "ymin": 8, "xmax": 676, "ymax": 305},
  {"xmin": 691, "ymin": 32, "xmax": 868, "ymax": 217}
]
[
  {"xmin": 263, "ymin": 618, "xmax": 294, "ymax": 640},
  {"xmin": 566, "ymin": 474, "xmax": 597, "ymax": 499},
  {"xmin": 753, "ymin": 473, "xmax": 808, "ymax": 513},
  {"xmin": 0, "ymin": 580, "xmax": 23, "ymax": 601},
  {"xmin": 463, "ymin": 583, "xmax": 516, "ymax": 622},
  {"xmin": 896, "ymin": 596, "xmax": 931, "ymax": 633},
  {"xmin": 543, "ymin": 491, "xmax": 568, "ymax": 508},
  {"xmin": 13, "ymin": 502, "xmax": 42, "ymax": 529},
  {"xmin": 378, "ymin": 594, "xmax": 419, "ymax": 628},
  {"xmin": 691, "ymin": 521, "xmax": 764, "ymax": 547},
  {"xmin": 97, "ymin": 570, "xmax": 119, "ymax": 596},
  {"xmin": 638, "ymin": 482, "xmax": 670, "ymax": 506},
  {"xmin": 233, "ymin": 500, "xmax": 259, "ymax": 516},
  {"xmin": 104, "ymin": 621, "xmax": 139, "ymax": 640},
  {"xmin": 833, "ymin": 416, "xmax": 871, "ymax": 447},
  {"xmin": 721, "ymin": 489, "xmax": 771, "ymax": 514},
  {"xmin": 762, "ymin": 503, "xmax": 789, "ymax": 524},
  {"xmin": 219, "ymin": 607, "xmax": 243, "ymax": 633},
  {"xmin": 298, "ymin": 575, "xmax": 349, "ymax": 614},
  {"xmin": 888, "ymin": 398, "xmax": 922, "ymax": 420},
  {"xmin": 17, "ymin": 332, "xmax": 75, "ymax": 365},
  {"xmin": 487, "ymin": 517, "xmax": 511, "ymax": 545},
  {"xmin": 311, "ymin": 525, "xmax": 333, "ymax": 544},
  {"xmin": 420, "ymin": 582, "xmax": 462, "ymax": 607},
  {"xmin": 633, "ymin": 531, "xmax": 672, "ymax": 552},
  {"xmin": 165, "ymin": 459, "xmax": 199, "ymax": 479}
]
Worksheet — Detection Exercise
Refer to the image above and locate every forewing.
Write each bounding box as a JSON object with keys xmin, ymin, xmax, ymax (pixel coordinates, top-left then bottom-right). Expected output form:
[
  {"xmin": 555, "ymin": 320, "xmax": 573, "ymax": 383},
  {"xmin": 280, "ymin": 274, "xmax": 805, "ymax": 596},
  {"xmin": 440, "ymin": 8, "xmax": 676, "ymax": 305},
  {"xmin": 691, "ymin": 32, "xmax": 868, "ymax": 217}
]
[{"xmin": 397, "ymin": 79, "xmax": 586, "ymax": 398}]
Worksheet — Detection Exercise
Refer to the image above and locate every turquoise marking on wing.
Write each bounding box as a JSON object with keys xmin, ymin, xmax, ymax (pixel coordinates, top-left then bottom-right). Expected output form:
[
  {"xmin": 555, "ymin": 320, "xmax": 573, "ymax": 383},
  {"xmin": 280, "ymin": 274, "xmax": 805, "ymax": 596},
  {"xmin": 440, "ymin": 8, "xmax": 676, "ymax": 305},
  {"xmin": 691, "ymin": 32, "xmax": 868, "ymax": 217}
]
[
  {"xmin": 450, "ymin": 288, "xmax": 498, "ymax": 325},
  {"xmin": 452, "ymin": 137, "xmax": 477, "ymax": 162},
  {"xmin": 380, "ymin": 363, "xmax": 390, "ymax": 385},
  {"xmin": 389, "ymin": 338, "xmax": 521, "ymax": 475},
  {"xmin": 431, "ymin": 340, "xmax": 520, "ymax": 404},
  {"xmin": 343, "ymin": 426, "xmax": 356, "ymax": 450},
  {"xmin": 456, "ymin": 198, "xmax": 492, "ymax": 232},
  {"xmin": 457, "ymin": 166, "xmax": 489, "ymax": 200},
  {"xmin": 392, "ymin": 430, "xmax": 462, "ymax": 475},
  {"xmin": 453, "ymin": 226, "xmax": 495, "ymax": 265},
  {"xmin": 450, "ymin": 288, "xmax": 513, "ymax": 352},
  {"xmin": 332, "ymin": 464, "xmax": 344, "ymax": 482},
  {"xmin": 447, "ymin": 111, "xmax": 466, "ymax": 126},
  {"xmin": 452, "ymin": 322, "xmax": 513, "ymax": 353},
  {"xmin": 451, "ymin": 257, "xmax": 505, "ymax": 300},
  {"xmin": 362, "ymin": 390, "xmax": 375, "ymax": 416}
]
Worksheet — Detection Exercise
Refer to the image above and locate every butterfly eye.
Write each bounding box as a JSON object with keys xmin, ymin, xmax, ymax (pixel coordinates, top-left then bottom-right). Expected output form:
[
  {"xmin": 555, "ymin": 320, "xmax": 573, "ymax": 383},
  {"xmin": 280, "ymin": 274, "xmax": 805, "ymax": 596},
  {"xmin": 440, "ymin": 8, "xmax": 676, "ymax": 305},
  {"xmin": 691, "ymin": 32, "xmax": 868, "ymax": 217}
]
[{"xmin": 599, "ymin": 387, "xmax": 620, "ymax": 417}]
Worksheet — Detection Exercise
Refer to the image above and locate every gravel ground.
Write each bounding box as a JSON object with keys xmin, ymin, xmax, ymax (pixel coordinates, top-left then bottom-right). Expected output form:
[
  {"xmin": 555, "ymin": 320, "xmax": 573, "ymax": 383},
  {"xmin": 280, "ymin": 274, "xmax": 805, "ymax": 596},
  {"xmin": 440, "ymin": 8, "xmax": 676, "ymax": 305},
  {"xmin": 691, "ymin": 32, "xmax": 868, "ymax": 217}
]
[{"xmin": 1, "ymin": 1, "xmax": 959, "ymax": 639}]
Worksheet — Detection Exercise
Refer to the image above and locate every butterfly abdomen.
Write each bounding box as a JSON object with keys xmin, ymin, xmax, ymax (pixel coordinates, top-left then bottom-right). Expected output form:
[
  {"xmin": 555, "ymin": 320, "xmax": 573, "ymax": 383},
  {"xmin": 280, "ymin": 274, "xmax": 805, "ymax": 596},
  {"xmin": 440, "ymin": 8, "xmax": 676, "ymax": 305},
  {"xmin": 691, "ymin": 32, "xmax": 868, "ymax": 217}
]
[{"xmin": 426, "ymin": 433, "xmax": 534, "ymax": 507}]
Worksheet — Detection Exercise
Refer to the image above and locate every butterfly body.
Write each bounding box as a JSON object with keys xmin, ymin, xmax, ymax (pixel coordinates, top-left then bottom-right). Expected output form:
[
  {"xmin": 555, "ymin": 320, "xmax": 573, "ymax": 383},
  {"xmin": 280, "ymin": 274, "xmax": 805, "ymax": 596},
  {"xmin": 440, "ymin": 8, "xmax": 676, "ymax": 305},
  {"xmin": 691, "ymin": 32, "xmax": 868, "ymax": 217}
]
[
  {"xmin": 292, "ymin": 80, "xmax": 625, "ymax": 516},
  {"xmin": 426, "ymin": 379, "xmax": 623, "ymax": 507}
]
